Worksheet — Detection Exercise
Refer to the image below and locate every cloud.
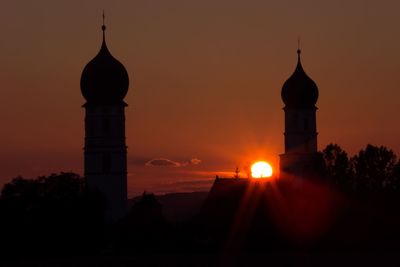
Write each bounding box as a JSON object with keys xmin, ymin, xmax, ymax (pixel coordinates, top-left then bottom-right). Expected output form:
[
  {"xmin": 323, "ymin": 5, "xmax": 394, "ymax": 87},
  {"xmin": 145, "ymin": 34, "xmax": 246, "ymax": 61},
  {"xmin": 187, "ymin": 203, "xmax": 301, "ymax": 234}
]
[
  {"xmin": 189, "ymin": 158, "xmax": 201, "ymax": 165},
  {"xmin": 145, "ymin": 158, "xmax": 183, "ymax": 167},
  {"xmin": 145, "ymin": 157, "xmax": 202, "ymax": 167}
]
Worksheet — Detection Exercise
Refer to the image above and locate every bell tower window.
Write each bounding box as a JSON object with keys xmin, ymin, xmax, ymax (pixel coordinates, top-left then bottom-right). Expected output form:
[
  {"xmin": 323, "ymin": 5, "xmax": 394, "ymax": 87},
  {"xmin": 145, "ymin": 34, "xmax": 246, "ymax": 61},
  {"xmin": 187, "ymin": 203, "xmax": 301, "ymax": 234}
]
[
  {"xmin": 305, "ymin": 138, "xmax": 310, "ymax": 152},
  {"xmin": 103, "ymin": 118, "xmax": 110, "ymax": 133},
  {"xmin": 304, "ymin": 117, "xmax": 309, "ymax": 130},
  {"xmin": 103, "ymin": 153, "xmax": 111, "ymax": 173}
]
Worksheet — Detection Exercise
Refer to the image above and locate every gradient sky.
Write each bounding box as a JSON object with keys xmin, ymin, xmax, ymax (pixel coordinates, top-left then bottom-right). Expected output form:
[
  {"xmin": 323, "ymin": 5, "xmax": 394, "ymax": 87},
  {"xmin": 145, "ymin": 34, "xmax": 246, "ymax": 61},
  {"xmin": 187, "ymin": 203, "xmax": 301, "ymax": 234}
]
[{"xmin": 1, "ymin": 0, "xmax": 400, "ymax": 196}]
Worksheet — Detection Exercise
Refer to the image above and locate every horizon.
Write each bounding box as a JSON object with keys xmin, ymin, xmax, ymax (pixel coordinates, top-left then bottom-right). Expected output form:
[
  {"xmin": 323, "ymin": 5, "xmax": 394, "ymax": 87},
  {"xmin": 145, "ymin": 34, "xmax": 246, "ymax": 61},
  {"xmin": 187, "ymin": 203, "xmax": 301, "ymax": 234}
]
[{"xmin": 2, "ymin": 0, "xmax": 400, "ymax": 197}]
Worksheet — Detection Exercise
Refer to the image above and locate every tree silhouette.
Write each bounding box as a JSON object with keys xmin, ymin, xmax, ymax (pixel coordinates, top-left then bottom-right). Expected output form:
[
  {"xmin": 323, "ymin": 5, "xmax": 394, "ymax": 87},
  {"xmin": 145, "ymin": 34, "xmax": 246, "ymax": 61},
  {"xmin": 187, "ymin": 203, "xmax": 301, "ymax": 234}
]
[
  {"xmin": 351, "ymin": 144, "xmax": 397, "ymax": 190},
  {"xmin": 0, "ymin": 172, "xmax": 106, "ymax": 256},
  {"xmin": 392, "ymin": 161, "xmax": 400, "ymax": 189},
  {"xmin": 113, "ymin": 192, "xmax": 175, "ymax": 252},
  {"xmin": 322, "ymin": 144, "xmax": 352, "ymax": 188}
]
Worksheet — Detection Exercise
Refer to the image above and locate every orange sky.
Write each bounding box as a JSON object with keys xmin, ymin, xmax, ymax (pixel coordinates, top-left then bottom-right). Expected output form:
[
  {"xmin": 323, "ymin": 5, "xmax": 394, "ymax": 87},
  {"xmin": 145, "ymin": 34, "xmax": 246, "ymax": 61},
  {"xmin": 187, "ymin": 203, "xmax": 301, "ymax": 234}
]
[{"xmin": 1, "ymin": 1, "xmax": 400, "ymax": 196}]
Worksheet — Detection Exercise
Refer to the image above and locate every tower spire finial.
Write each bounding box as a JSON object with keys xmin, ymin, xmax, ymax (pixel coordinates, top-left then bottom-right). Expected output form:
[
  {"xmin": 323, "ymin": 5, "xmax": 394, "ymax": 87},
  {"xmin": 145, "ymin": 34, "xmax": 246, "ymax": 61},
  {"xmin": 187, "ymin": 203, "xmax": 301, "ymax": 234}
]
[
  {"xmin": 297, "ymin": 36, "xmax": 301, "ymax": 57},
  {"xmin": 102, "ymin": 11, "xmax": 106, "ymax": 31},
  {"xmin": 297, "ymin": 36, "xmax": 302, "ymax": 64},
  {"xmin": 101, "ymin": 11, "xmax": 106, "ymax": 43}
]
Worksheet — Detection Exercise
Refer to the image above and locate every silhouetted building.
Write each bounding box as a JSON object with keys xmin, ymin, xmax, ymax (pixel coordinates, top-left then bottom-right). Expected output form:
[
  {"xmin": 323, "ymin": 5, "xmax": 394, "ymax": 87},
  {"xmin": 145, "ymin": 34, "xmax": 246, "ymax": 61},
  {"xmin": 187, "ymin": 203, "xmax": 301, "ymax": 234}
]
[
  {"xmin": 198, "ymin": 177, "xmax": 286, "ymax": 251},
  {"xmin": 280, "ymin": 49, "xmax": 323, "ymax": 179},
  {"xmin": 80, "ymin": 19, "xmax": 129, "ymax": 220}
]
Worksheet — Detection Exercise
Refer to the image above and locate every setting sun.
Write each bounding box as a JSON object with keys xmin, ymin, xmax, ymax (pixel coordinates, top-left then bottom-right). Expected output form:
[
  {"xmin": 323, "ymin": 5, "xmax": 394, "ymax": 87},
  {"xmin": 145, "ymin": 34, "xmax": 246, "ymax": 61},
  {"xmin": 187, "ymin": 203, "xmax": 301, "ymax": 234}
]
[{"xmin": 251, "ymin": 161, "xmax": 273, "ymax": 178}]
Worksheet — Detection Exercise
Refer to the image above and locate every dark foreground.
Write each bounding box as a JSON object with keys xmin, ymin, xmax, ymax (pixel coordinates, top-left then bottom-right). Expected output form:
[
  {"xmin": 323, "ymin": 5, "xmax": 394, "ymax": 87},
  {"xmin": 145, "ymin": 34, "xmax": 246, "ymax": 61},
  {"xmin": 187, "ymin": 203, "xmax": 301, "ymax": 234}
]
[
  {"xmin": 2, "ymin": 175, "xmax": 400, "ymax": 266},
  {"xmin": 2, "ymin": 252, "xmax": 400, "ymax": 267}
]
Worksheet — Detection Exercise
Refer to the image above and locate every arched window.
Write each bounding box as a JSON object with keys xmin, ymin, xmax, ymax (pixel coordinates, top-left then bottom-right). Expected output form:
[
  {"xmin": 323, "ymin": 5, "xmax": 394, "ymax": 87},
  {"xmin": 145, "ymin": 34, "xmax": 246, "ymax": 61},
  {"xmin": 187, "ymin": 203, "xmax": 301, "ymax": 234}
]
[
  {"xmin": 293, "ymin": 113, "xmax": 298, "ymax": 127},
  {"xmin": 305, "ymin": 138, "xmax": 310, "ymax": 152},
  {"xmin": 304, "ymin": 117, "xmax": 309, "ymax": 130},
  {"xmin": 103, "ymin": 118, "xmax": 110, "ymax": 133},
  {"xmin": 103, "ymin": 153, "xmax": 111, "ymax": 173}
]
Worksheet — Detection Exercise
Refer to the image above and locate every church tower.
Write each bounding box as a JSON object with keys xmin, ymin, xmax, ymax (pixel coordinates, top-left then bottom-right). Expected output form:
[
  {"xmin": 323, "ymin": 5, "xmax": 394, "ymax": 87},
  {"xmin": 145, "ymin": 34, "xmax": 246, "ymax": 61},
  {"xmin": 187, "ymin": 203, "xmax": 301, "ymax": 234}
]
[
  {"xmin": 280, "ymin": 49, "xmax": 323, "ymax": 179},
  {"xmin": 80, "ymin": 19, "xmax": 129, "ymax": 220}
]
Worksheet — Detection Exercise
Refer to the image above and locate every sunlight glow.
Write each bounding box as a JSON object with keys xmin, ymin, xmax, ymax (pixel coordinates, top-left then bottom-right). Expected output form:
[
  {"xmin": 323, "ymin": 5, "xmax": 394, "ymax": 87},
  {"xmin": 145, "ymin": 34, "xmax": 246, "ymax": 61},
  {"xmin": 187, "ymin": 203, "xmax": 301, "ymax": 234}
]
[{"xmin": 251, "ymin": 161, "xmax": 273, "ymax": 178}]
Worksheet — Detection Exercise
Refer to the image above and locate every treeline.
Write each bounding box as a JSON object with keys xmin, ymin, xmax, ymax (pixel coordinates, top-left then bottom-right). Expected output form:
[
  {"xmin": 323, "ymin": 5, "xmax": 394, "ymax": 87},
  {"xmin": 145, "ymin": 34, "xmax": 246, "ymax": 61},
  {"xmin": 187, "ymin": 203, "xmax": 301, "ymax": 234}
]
[
  {"xmin": 0, "ymin": 173, "xmax": 106, "ymax": 256},
  {"xmin": 321, "ymin": 143, "xmax": 400, "ymax": 191},
  {"xmin": 0, "ymin": 173, "xmax": 180, "ymax": 258},
  {"xmin": 1, "ymin": 143, "xmax": 400, "ymax": 259}
]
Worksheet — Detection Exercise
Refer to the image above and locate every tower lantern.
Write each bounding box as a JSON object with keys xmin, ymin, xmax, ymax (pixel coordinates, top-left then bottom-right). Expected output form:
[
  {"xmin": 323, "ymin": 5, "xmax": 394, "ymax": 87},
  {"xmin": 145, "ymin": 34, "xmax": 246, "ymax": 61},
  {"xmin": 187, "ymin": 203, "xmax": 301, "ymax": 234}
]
[{"xmin": 80, "ymin": 18, "xmax": 129, "ymax": 220}]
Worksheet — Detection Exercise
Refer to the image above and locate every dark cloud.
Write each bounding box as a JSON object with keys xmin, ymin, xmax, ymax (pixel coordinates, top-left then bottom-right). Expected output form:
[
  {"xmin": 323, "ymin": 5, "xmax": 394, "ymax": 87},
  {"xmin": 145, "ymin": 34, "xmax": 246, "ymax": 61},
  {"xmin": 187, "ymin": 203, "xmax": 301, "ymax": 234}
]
[
  {"xmin": 145, "ymin": 158, "xmax": 183, "ymax": 167},
  {"xmin": 144, "ymin": 157, "xmax": 202, "ymax": 167}
]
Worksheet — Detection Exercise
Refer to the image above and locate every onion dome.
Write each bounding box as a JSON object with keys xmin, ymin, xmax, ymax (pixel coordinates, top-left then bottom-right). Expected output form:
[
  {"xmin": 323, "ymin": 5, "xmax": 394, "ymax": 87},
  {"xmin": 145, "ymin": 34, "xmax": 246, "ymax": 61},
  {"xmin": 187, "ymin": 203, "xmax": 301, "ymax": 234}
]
[
  {"xmin": 80, "ymin": 22, "xmax": 129, "ymax": 105},
  {"xmin": 281, "ymin": 49, "xmax": 318, "ymax": 108}
]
